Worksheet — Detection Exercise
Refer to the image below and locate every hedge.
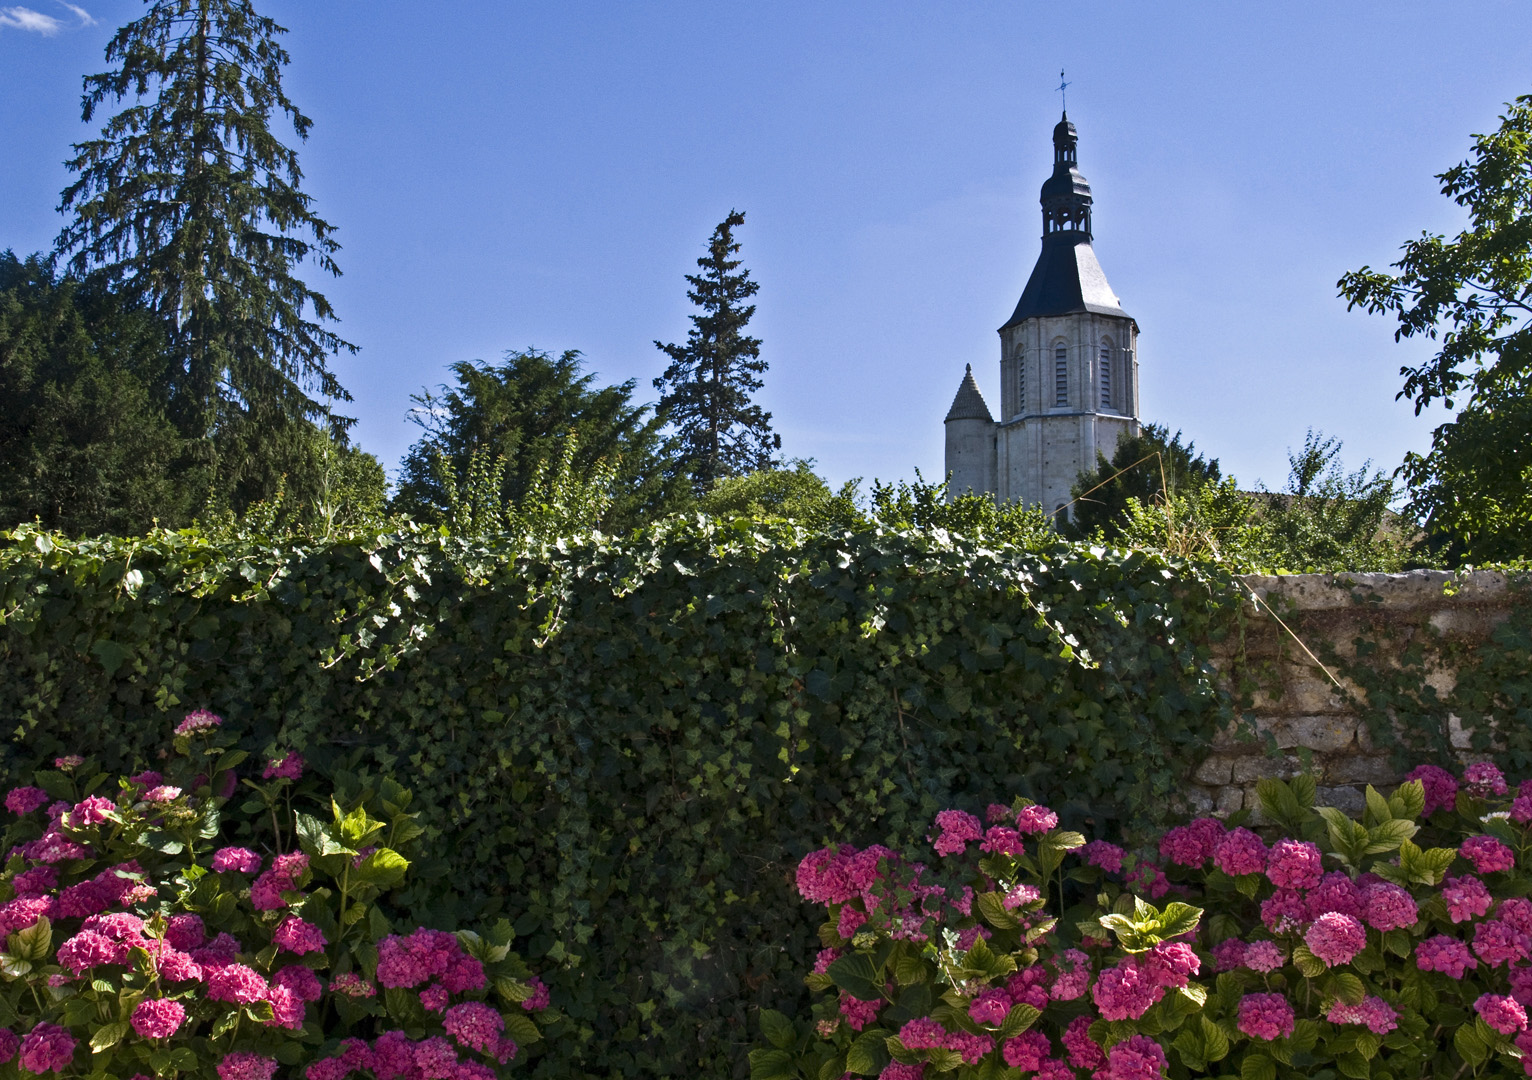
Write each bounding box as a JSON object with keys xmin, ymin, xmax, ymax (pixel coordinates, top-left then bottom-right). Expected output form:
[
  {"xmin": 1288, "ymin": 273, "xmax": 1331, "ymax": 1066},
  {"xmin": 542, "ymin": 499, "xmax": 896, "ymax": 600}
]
[{"xmin": 0, "ymin": 519, "xmax": 1240, "ymax": 1078}]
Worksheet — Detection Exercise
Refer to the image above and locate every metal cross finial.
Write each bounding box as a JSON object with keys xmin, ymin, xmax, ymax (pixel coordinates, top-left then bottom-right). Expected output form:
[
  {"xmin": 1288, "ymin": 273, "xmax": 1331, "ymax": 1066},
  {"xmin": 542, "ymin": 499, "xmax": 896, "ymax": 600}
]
[{"xmin": 1057, "ymin": 69, "xmax": 1070, "ymax": 114}]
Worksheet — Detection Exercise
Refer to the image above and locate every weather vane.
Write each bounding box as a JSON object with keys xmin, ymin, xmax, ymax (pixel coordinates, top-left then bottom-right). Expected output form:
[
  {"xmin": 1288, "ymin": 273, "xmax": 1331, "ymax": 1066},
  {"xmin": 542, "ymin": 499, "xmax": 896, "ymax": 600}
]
[{"xmin": 1057, "ymin": 69, "xmax": 1070, "ymax": 113}]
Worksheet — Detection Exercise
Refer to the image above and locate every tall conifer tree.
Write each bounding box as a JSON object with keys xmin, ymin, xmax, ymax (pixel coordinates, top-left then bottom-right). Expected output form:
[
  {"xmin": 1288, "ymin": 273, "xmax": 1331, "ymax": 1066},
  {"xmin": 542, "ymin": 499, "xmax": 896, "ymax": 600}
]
[
  {"xmin": 653, "ymin": 210, "xmax": 780, "ymax": 492},
  {"xmin": 55, "ymin": 0, "xmax": 354, "ymax": 497}
]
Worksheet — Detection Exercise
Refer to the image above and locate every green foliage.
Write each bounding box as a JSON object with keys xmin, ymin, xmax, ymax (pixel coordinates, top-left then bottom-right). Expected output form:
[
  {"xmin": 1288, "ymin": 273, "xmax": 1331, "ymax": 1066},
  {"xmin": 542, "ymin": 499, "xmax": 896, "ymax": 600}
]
[
  {"xmin": 1339, "ymin": 94, "xmax": 1532, "ymax": 561},
  {"xmin": 699, "ymin": 460, "xmax": 861, "ymax": 529},
  {"xmin": 1117, "ymin": 477, "xmax": 1265, "ymax": 564},
  {"xmin": 56, "ymin": 0, "xmax": 357, "ymax": 477},
  {"xmin": 395, "ymin": 349, "xmax": 686, "ymax": 531},
  {"xmin": 1067, "ymin": 424, "xmax": 1222, "ymax": 540},
  {"xmin": 0, "ymin": 251, "xmax": 194, "ymax": 534},
  {"xmin": 435, "ymin": 436, "xmax": 618, "ymax": 545},
  {"xmin": 0, "ymin": 518, "xmax": 1240, "ymax": 1078},
  {"xmin": 654, "ymin": 209, "xmax": 781, "ymax": 491},
  {"xmin": 866, "ymin": 474, "xmax": 1057, "ymax": 549}
]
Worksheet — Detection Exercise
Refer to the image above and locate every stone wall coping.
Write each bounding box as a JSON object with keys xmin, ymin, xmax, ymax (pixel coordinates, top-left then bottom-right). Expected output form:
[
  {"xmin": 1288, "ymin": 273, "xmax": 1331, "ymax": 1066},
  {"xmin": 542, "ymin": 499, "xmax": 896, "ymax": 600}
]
[{"xmin": 1237, "ymin": 569, "xmax": 1511, "ymax": 612}]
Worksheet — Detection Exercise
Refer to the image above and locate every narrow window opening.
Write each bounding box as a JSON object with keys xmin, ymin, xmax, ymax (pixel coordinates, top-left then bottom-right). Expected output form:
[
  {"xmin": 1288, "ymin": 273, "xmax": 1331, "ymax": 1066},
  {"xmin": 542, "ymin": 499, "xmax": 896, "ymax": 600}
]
[
  {"xmin": 1054, "ymin": 346, "xmax": 1068, "ymax": 408},
  {"xmin": 1100, "ymin": 345, "xmax": 1112, "ymax": 409},
  {"xmin": 1017, "ymin": 350, "xmax": 1026, "ymax": 414}
]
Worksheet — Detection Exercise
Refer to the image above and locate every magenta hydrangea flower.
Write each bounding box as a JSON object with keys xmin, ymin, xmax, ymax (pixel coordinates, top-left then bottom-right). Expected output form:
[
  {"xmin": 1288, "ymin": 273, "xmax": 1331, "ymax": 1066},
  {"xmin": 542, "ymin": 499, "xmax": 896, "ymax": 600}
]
[
  {"xmin": 1443, "ymin": 875, "xmax": 1494, "ymax": 923},
  {"xmin": 67, "ymin": 795, "xmax": 116, "ymax": 827},
  {"xmin": 1213, "ymin": 826, "xmax": 1268, "ymax": 877},
  {"xmin": 1081, "ymin": 839, "xmax": 1125, "ymax": 873},
  {"xmin": 1502, "ymin": 898, "xmax": 1532, "ymax": 937},
  {"xmin": 1260, "ymin": 889, "xmax": 1308, "ymax": 934},
  {"xmin": 4, "ymin": 787, "xmax": 49, "ymax": 815},
  {"xmin": 1267, "ymin": 839, "xmax": 1324, "ymax": 890},
  {"xmin": 164, "ymin": 913, "xmax": 205, "ymax": 951},
  {"xmin": 1093, "ymin": 958, "xmax": 1161, "ymax": 1020},
  {"xmin": 0, "ymin": 1029, "xmax": 16, "ymax": 1064},
  {"xmin": 1104, "ymin": 1034, "xmax": 1166, "ymax": 1080},
  {"xmin": 1211, "ymin": 938, "xmax": 1245, "ymax": 971},
  {"xmin": 207, "ymin": 963, "xmax": 269, "ymax": 1004},
  {"xmin": 1327, "ymin": 996, "xmax": 1399, "ymax": 1034},
  {"xmin": 1461, "ymin": 835, "xmax": 1516, "ymax": 874},
  {"xmin": 275, "ymin": 964, "xmax": 324, "ymax": 1003},
  {"xmin": 1142, "ymin": 941, "xmax": 1199, "ymax": 988},
  {"xmin": 155, "ymin": 949, "xmax": 202, "ymax": 983},
  {"xmin": 980, "ymin": 826, "xmax": 1025, "ymax": 856},
  {"xmin": 330, "ymin": 972, "xmax": 377, "ymax": 998},
  {"xmin": 968, "ymin": 988, "xmax": 1011, "ymax": 1026},
  {"xmin": 1244, "ymin": 941, "xmax": 1285, "ymax": 973},
  {"xmin": 1512, "ymin": 795, "xmax": 1532, "ymax": 824},
  {"xmin": 1159, "ymin": 817, "xmax": 1224, "ymax": 868},
  {"xmin": 1014, "ymin": 805, "xmax": 1059, "ymax": 835},
  {"xmin": 1002, "ymin": 1031, "xmax": 1051, "ymax": 1071},
  {"xmin": 1416, "ymin": 935, "xmax": 1477, "ymax": 978},
  {"xmin": 267, "ymin": 982, "xmax": 307, "ymax": 1030},
  {"xmin": 273, "ymin": 916, "xmax": 328, "ymax": 955},
  {"xmin": 53, "ymin": 755, "xmax": 83, "ymax": 770},
  {"xmin": 1306, "ymin": 871, "xmax": 1362, "ymax": 920},
  {"xmin": 521, "ymin": 976, "xmax": 551, "ymax": 1011},
  {"xmin": 1512, "ymin": 966, "xmax": 1532, "ymax": 1007},
  {"xmin": 130, "ymin": 998, "xmax": 185, "ymax": 1039},
  {"xmin": 57, "ymin": 929, "xmax": 125, "ymax": 973},
  {"xmin": 1477, "ymin": 993, "xmax": 1529, "ymax": 1034},
  {"xmin": 1465, "ymin": 761, "xmax": 1509, "ymax": 798},
  {"xmin": 1361, "ymin": 881, "xmax": 1419, "ymax": 931},
  {"xmin": 898, "ymin": 1018, "xmax": 953, "ymax": 1049},
  {"xmin": 307, "ymin": 1040, "xmax": 374, "ymax": 1080},
  {"xmin": 931, "ymin": 810, "xmax": 984, "ymax": 856},
  {"xmin": 217, "ymin": 1053, "xmax": 277, "ymax": 1080},
  {"xmin": 263, "ymin": 752, "xmax": 304, "ymax": 781},
  {"xmin": 1406, "ymin": 764, "xmax": 1459, "ymax": 815},
  {"xmin": 1305, "ymin": 912, "xmax": 1367, "ymax": 967},
  {"xmin": 1237, "ymin": 993, "xmax": 1296, "ymax": 1040},
  {"xmin": 1050, "ymin": 949, "xmax": 1090, "ymax": 1000},
  {"xmin": 444, "ymin": 1001, "xmax": 504, "ymax": 1054},
  {"xmin": 142, "ymin": 785, "xmax": 182, "ymax": 803},
  {"xmin": 1474, "ymin": 920, "xmax": 1531, "ymax": 967},
  {"xmin": 18, "ymin": 1024, "xmax": 76, "ymax": 1074},
  {"xmin": 1062, "ymin": 1015, "xmax": 1105, "ymax": 1070},
  {"xmin": 213, "ymin": 847, "xmax": 263, "ymax": 874},
  {"xmin": 840, "ymin": 994, "xmax": 882, "ymax": 1031},
  {"xmin": 175, "ymin": 710, "xmax": 223, "ymax": 736},
  {"xmin": 986, "ymin": 803, "xmax": 1014, "ymax": 824}
]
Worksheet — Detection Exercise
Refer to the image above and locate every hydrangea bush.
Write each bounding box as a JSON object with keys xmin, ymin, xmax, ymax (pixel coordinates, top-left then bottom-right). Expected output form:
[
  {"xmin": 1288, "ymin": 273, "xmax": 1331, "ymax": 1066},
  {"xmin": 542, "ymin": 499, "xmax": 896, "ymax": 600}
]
[
  {"xmin": 758, "ymin": 763, "xmax": 1532, "ymax": 1080},
  {"xmin": 0, "ymin": 712, "xmax": 551, "ymax": 1079}
]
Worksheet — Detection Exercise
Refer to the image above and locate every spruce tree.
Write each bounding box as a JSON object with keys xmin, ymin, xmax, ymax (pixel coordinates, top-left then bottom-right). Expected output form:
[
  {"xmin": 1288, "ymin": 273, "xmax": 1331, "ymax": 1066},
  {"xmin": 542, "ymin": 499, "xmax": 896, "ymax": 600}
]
[
  {"xmin": 653, "ymin": 210, "xmax": 780, "ymax": 492},
  {"xmin": 54, "ymin": 0, "xmax": 355, "ymax": 503}
]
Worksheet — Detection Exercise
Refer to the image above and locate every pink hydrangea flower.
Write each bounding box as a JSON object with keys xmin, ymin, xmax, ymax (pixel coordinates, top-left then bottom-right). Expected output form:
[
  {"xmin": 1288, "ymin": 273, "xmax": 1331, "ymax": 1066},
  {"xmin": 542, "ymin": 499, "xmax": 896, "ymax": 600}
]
[
  {"xmin": 1050, "ymin": 949, "xmax": 1090, "ymax": 1000},
  {"xmin": 263, "ymin": 753, "xmax": 304, "ymax": 781},
  {"xmin": 1093, "ymin": 958, "xmax": 1161, "ymax": 1020},
  {"xmin": 840, "ymin": 994, "xmax": 882, "ymax": 1031},
  {"xmin": 1081, "ymin": 840, "xmax": 1125, "ymax": 873},
  {"xmin": 1002, "ymin": 1031, "xmax": 1051, "ymax": 1071},
  {"xmin": 0, "ymin": 897, "xmax": 53, "ymax": 937},
  {"xmin": 18, "ymin": 1024, "xmax": 75, "ymax": 1074},
  {"xmin": 1501, "ymin": 898, "xmax": 1532, "ymax": 937},
  {"xmin": 142, "ymin": 786, "xmax": 182, "ymax": 803},
  {"xmin": 1062, "ymin": 1015, "xmax": 1105, "ymax": 1070},
  {"xmin": 1461, "ymin": 836, "xmax": 1516, "ymax": 874},
  {"xmin": 797, "ymin": 847, "xmax": 856, "ymax": 904},
  {"xmin": 275, "ymin": 965, "xmax": 324, "ymax": 1003},
  {"xmin": 127, "ymin": 770, "xmax": 162, "ymax": 788},
  {"xmin": 273, "ymin": 916, "xmax": 328, "ymax": 955},
  {"xmin": 1443, "ymin": 875, "xmax": 1494, "ymax": 923},
  {"xmin": 165, "ymin": 913, "xmax": 206, "ymax": 951},
  {"xmin": 1327, "ymin": 996, "xmax": 1398, "ymax": 1034},
  {"xmin": 898, "ymin": 1018, "xmax": 953, "ymax": 1050},
  {"xmin": 57, "ymin": 929, "xmax": 125, "ymax": 973},
  {"xmin": 1305, "ymin": 912, "xmax": 1367, "ymax": 967},
  {"xmin": 1004, "ymin": 883, "xmax": 1041, "ymax": 911},
  {"xmin": 130, "ymin": 998, "xmax": 185, "ymax": 1039},
  {"xmin": 413, "ymin": 1036, "xmax": 460, "ymax": 1080},
  {"xmin": 1104, "ymin": 1034, "xmax": 1166, "ymax": 1080},
  {"xmin": 213, "ymin": 847, "xmax": 263, "ymax": 874},
  {"xmin": 217, "ymin": 1053, "xmax": 277, "ymax": 1080},
  {"xmin": 1014, "ymin": 805, "xmax": 1059, "ymax": 835},
  {"xmin": 1406, "ymin": 764, "xmax": 1459, "ymax": 815},
  {"xmin": 307, "ymin": 1040, "xmax": 374, "ymax": 1080},
  {"xmin": 4, "ymin": 787, "xmax": 50, "ymax": 815},
  {"xmin": 987, "ymin": 803, "xmax": 1014, "ymax": 823},
  {"xmin": 330, "ymin": 972, "xmax": 377, "ymax": 998},
  {"xmin": 1416, "ymin": 935, "xmax": 1476, "ymax": 978},
  {"xmin": 1267, "ymin": 839, "xmax": 1324, "ymax": 890},
  {"xmin": 980, "ymin": 826, "xmax": 1025, "ymax": 856},
  {"xmin": 521, "ymin": 976, "xmax": 551, "ymax": 1011},
  {"xmin": 1474, "ymin": 920, "xmax": 1531, "ymax": 967},
  {"xmin": 947, "ymin": 1032, "xmax": 994, "ymax": 1065},
  {"xmin": 1005, "ymin": 967, "xmax": 1051, "ymax": 1011},
  {"xmin": 1260, "ymin": 889, "xmax": 1308, "ymax": 934},
  {"xmin": 155, "ymin": 949, "xmax": 202, "ymax": 983},
  {"xmin": 175, "ymin": 710, "xmax": 222, "ymax": 735},
  {"xmin": 12, "ymin": 865, "xmax": 57, "ymax": 897},
  {"xmin": 267, "ymin": 983, "xmax": 306, "ymax": 1030},
  {"xmin": 1307, "ymin": 871, "xmax": 1362, "ymax": 920},
  {"xmin": 0, "ymin": 1029, "xmax": 16, "ymax": 1064},
  {"xmin": 444, "ymin": 1001, "xmax": 504, "ymax": 1053},
  {"xmin": 931, "ymin": 810, "xmax": 984, "ymax": 856},
  {"xmin": 1238, "ymin": 993, "xmax": 1296, "ymax": 1040},
  {"xmin": 968, "ymin": 988, "xmax": 1011, "ymax": 1026},
  {"xmin": 53, "ymin": 755, "xmax": 84, "ymax": 770},
  {"xmin": 1361, "ymin": 881, "xmax": 1418, "ymax": 931},
  {"xmin": 1159, "ymin": 818, "xmax": 1224, "ymax": 868},
  {"xmin": 420, "ymin": 985, "xmax": 450, "ymax": 1013},
  {"xmin": 1465, "ymin": 762, "xmax": 1508, "ymax": 798},
  {"xmin": 1211, "ymin": 938, "xmax": 1245, "ymax": 971},
  {"xmin": 1244, "ymin": 941, "xmax": 1285, "ymax": 973},
  {"xmin": 1142, "ymin": 941, "xmax": 1199, "ymax": 988},
  {"xmin": 1512, "ymin": 795, "xmax": 1532, "ymax": 824},
  {"xmin": 1476, "ymin": 993, "xmax": 1529, "ymax": 1034},
  {"xmin": 1511, "ymin": 965, "xmax": 1532, "ymax": 1007},
  {"xmin": 207, "ymin": 963, "xmax": 269, "ymax": 1004},
  {"xmin": 1213, "ymin": 826, "xmax": 1268, "ymax": 877},
  {"xmin": 67, "ymin": 795, "xmax": 116, "ymax": 827}
]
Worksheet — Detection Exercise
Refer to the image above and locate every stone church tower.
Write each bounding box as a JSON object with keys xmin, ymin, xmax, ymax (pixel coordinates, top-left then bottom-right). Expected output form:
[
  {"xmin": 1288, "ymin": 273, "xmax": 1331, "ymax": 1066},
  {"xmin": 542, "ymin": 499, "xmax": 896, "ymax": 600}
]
[{"xmin": 944, "ymin": 113, "xmax": 1140, "ymax": 516}]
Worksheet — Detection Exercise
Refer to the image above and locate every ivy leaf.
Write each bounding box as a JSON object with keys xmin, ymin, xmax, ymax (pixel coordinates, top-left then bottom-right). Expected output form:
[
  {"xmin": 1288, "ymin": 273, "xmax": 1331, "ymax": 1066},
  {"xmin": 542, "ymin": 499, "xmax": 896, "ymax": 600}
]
[{"xmin": 760, "ymin": 1009, "xmax": 797, "ymax": 1051}]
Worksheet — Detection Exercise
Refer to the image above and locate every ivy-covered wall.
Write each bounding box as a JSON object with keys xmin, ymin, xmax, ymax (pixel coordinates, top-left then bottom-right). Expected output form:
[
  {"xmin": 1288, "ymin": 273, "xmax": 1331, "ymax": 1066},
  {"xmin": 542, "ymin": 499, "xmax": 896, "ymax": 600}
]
[
  {"xmin": 1194, "ymin": 569, "xmax": 1529, "ymax": 816},
  {"xmin": 0, "ymin": 522, "xmax": 1236, "ymax": 1079}
]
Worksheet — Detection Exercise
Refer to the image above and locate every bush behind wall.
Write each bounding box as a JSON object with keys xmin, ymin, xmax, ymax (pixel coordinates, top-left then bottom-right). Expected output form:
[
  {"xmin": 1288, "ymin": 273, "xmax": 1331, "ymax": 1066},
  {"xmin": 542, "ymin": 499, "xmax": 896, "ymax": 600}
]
[{"xmin": 0, "ymin": 520, "xmax": 1239, "ymax": 1077}]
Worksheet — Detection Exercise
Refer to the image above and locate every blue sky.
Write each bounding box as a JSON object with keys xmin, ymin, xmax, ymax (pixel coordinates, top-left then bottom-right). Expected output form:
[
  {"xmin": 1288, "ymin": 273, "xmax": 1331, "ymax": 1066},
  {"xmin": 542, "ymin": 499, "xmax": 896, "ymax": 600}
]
[{"xmin": 4, "ymin": 1, "xmax": 1531, "ymax": 495}]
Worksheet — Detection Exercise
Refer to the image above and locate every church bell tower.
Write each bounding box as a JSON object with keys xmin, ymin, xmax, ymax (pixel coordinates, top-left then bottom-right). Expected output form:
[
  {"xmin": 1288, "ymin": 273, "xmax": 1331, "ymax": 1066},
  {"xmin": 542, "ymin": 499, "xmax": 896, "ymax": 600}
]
[{"xmin": 944, "ymin": 113, "xmax": 1141, "ymax": 515}]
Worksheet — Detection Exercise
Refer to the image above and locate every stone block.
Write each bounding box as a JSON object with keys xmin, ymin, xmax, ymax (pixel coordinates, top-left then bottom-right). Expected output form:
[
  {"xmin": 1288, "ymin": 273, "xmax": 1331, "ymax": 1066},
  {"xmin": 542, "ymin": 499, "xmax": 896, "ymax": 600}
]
[
  {"xmin": 1264, "ymin": 715, "xmax": 1358, "ymax": 753},
  {"xmin": 1214, "ymin": 786, "xmax": 1244, "ymax": 815},
  {"xmin": 1323, "ymin": 754, "xmax": 1400, "ymax": 786},
  {"xmin": 1231, "ymin": 754, "xmax": 1306, "ymax": 783},
  {"xmin": 1193, "ymin": 755, "xmax": 1236, "ymax": 785},
  {"xmin": 1429, "ymin": 608, "xmax": 1511, "ymax": 638},
  {"xmin": 1282, "ymin": 669, "xmax": 1356, "ymax": 715},
  {"xmin": 1177, "ymin": 787, "xmax": 1215, "ymax": 815},
  {"xmin": 1317, "ymin": 785, "xmax": 1367, "ymax": 816}
]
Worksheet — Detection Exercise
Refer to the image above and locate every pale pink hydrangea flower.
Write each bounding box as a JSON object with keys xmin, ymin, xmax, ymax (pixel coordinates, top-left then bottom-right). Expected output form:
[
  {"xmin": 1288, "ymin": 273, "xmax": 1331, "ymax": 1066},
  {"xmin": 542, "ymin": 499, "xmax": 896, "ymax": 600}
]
[
  {"xmin": 1405, "ymin": 764, "xmax": 1458, "ymax": 815},
  {"xmin": 1416, "ymin": 935, "xmax": 1476, "ymax": 978},
  {"xmin": 1244, "ymin": 941, "xmax": 1285, "ymax": 973},
  {"xmin": 1305, "ymin": 912, "xmax": 1367, "ymax": 967},
  {"xmin": 1237, "ymin": 993, "xmax": 1295, "ymax": 1040},
  {"xmin": 1461, "ymin": 836, "xmax": 1516, "ymax": 874},
  {"xmin": 1003, "ymin": 884, "xmax": 1041, "ymax": 911},
  {"xmin": 1443, "ymin": 875, "xmax": 1494, "ymax": 923},
  {"xmin": 1327, "ymin": 996, "xmax": 1398, "ymax": 1034},
  {"xmin": 1465, "ymin": 761, "xmax": 1508, "ymax": 798},
  {"xmin": 1476, "ymin": 993, "xmax": 1529, "ymax": 1034},
  {"xmin": 142, "ymin": 785, "xmax": 182, "ymax": 803}
]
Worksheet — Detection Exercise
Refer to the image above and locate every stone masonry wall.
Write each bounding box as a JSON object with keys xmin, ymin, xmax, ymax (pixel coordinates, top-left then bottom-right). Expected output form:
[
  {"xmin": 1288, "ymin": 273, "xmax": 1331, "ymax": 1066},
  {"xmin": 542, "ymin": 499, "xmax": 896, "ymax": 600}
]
[{"xmin": 1188, "ymin": 569, "xmax": 1516, "ymax": 818}]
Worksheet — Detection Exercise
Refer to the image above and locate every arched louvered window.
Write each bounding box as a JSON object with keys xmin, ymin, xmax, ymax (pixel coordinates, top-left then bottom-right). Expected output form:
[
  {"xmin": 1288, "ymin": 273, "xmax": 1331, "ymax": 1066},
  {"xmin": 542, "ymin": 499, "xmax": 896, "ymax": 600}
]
[
  {"xmin": 1054, "ymin": 346, "xmax": 1068, "ymax": 408},
  {"xmin": 1099, "ymin": 343, "xmax": 1112, "ymax": 409},
  {"xmin": 1017, "ymin": 349, "xmax": 1026, "ymax": 413}
]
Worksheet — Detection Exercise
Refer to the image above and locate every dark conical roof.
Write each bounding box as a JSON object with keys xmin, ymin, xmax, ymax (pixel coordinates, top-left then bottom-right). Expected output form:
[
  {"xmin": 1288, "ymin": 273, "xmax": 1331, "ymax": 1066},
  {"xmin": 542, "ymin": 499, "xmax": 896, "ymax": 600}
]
[
  {"xmin": 1001, "ymin": 113, "xmax": 1129, "ymax": 329},
  {"xmin": 944, "ymin": 364, "xmax": 993, "ymax": 422}
]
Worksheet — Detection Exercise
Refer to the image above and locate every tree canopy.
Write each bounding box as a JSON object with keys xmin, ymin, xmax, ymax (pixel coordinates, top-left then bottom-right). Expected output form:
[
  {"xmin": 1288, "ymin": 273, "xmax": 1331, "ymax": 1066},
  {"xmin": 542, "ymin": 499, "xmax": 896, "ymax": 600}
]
[
  {"xmin": 1065, "ymin": 424, "xmax": 1222, "ymax": 538},
  {"xmin": 653, "ymin": 210, "xmax": 781, "ymax": 492},
  {"xmin": 1339, "ymin": 94, "xmax": 1532, "ymax": 562}
]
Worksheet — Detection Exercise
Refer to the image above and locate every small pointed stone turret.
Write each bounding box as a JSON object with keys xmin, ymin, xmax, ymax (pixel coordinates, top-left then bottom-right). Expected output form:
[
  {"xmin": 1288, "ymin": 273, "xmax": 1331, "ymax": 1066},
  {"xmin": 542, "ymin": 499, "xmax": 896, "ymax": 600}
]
[
  {"xmin": 945, "ymin": 364, "xmax": 993, "ymax": 422},
  {"xmin": 943, "ymin": 365, "xmax": 997, "ymax": 497}
]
